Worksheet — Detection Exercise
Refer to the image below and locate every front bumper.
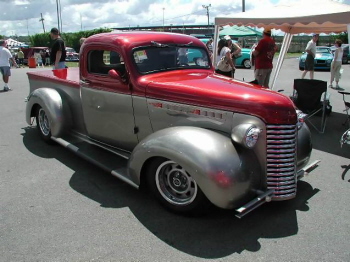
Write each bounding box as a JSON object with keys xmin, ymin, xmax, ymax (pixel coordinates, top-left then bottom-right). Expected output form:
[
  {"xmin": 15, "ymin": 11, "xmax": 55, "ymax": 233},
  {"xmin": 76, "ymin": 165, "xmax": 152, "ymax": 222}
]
[{"xmin": 235, "ymin": 159, "xmax": 320, "ymax": 218}]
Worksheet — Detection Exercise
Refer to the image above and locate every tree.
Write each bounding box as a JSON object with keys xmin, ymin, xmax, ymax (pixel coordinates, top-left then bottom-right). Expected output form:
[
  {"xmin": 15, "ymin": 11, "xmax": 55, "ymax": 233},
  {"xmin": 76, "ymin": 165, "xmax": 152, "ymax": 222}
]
[
  {"xmin": 29, "ymin": 28, "xmax": 113, "ymax": 51},
  {"xmin": 331, "ymin": 32, "xmax": 348, "ymax": 44}
]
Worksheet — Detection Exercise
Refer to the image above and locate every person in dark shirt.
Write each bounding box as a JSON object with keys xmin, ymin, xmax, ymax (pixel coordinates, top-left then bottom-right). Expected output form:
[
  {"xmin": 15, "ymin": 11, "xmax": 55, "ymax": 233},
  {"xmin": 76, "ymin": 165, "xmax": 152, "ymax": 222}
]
[{"xmin": 50, "ymin": 27, "xmax": 66, "ymax": 69}]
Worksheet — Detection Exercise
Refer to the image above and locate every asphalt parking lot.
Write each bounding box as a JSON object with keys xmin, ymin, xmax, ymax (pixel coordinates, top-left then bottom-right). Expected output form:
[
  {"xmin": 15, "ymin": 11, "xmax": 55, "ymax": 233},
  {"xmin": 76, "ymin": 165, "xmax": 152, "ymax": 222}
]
[{"xmin": 1, "ymin": 59, "xmax": 349, "ymax": 262}]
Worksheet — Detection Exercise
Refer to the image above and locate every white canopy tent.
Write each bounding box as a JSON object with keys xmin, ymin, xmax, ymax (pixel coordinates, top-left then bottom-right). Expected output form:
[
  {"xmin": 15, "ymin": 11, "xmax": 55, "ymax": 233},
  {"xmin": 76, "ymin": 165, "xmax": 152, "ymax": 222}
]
[
  {"xmin": 5, "ymin": 38, "xmax": 28, "ymax": 48},
  {"xmin": 214, "ymin": 0, "xmax": 350, "ymax": 90}
]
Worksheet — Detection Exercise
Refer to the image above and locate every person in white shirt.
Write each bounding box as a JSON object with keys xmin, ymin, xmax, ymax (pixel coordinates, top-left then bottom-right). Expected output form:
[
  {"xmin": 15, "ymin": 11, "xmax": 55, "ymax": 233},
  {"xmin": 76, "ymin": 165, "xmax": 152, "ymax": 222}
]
[
  {"xmin": 329, "ymin": 39, "xmax": 343, "ymax": 89},
  {"xmin": 301, "ymin": 33, "xmax": 319, "ymax": 80},
  {"xmin": 0, "ymin": 39, "xmax": 17, "ymax": 91},
  {"xmin": 34, "ymin": 51, "xmax": 44, "ymax": 68},
  {"xmin": 215, "ymin": 38, "xmax": 235, "ymax": 78}
]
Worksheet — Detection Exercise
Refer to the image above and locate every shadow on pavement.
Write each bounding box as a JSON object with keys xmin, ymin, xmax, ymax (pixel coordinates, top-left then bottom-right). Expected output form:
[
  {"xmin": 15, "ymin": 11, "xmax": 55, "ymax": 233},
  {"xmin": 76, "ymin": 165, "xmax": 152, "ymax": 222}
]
[
  {"xmin": 308, "ymin": 111, "xmax": 350, "ymax": 159},
  {"xmin": 21, "ymin": 126, "xmax": 320, "ymax": 258}
]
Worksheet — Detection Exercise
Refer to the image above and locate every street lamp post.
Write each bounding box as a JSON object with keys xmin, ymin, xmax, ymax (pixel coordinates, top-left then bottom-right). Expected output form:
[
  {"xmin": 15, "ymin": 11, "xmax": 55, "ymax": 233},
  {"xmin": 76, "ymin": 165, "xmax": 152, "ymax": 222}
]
[
  {"xmin": 242, "ymin": 0, "xmax": 245, "ymax": 12},
  {"xmin": 202, "ymin": 4, "xmax": 211, "ymax": 34},
  {"xmin": 56, "ymin": 0, "xmax": 60, "ymax": 31},
  {"xmin": 162, "ymin": 8, "xmax": 165, "ymax": 32}
]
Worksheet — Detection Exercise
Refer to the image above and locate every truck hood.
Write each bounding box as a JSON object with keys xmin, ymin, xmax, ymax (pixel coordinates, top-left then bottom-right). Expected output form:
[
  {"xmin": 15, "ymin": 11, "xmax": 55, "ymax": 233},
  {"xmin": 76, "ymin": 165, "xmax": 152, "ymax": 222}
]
[{"xmin": 139, "ymin": 70, "xmax": 297, "ymax": 125}]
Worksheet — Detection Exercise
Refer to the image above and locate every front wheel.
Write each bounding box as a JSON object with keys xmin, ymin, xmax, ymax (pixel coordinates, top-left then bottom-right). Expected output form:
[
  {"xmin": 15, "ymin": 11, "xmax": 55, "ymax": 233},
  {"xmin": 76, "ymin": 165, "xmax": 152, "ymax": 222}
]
[
  {"xmin": 36, "ymin": 106, "xmax": 53, "ymax": 143},
  {"xmin": 147, "ymin": 158, "xmax": 212, "ymax": 215}
]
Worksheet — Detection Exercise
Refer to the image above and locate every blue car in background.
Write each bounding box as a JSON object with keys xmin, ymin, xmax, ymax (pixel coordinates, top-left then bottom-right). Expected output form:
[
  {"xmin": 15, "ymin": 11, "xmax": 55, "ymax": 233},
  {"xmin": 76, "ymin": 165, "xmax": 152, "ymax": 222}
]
[
  {"xmin": 299, "ymin": 46, "xmax": 333, "ymax": 71},
  {"xmin": 235, "ymin": 48, "xmax": 251, "ymax": 69}
]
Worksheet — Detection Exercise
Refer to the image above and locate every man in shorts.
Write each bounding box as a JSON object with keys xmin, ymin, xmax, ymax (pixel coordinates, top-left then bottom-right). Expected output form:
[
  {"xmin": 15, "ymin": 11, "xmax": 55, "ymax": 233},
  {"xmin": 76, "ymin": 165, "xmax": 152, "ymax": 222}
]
[
  {"xmin": 301, "ymin": 34, "xmax": 319, "ymax": 79},
  {"xmin": 252, "ymin": 28, "xmax": 277, "ymax": 88},
  {"xmin": 0, "ymin": 40, "xmax": 18, "ymax": 91}
]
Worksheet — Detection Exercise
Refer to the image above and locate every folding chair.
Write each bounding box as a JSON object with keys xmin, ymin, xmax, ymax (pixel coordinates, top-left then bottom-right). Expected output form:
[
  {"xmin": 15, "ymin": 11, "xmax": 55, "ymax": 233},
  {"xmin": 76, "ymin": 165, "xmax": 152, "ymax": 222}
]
[
  {"xmin": 338, "ymin": 91, "xmax": 350, "ymax": 127},
  {"xmin": 291, "ymin": 79, "xmax": 330, "ymax": 133}
]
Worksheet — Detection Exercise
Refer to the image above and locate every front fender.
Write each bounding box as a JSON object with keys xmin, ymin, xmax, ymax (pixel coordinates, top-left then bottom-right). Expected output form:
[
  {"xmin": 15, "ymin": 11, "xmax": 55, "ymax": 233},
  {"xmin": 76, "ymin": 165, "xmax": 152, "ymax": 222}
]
[
  {"xmin": 297, "ymin": 124, "xmax": 312, "ymax": 170},
  {"xmin": 128, "ymin": 126, "xmax": 262, "ymax": 209},
  {"xmin": 26, "ymin": 88, "xmax": 71, "ymax": 137}
]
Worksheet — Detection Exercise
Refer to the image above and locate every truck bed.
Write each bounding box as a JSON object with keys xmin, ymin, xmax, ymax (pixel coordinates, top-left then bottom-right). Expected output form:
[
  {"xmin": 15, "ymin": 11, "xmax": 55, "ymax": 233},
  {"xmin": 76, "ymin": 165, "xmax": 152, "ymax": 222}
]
[{"xmin": 27, "ymin": 68, "xmax": 80, "ymax": 88}]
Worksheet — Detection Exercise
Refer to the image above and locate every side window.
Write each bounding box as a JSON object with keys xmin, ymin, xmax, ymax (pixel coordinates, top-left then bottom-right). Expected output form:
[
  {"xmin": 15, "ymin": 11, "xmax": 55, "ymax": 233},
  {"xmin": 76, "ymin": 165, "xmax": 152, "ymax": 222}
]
[{"xmin": 88, "ymin": 50, "xmax": 124, "ymax": 75}]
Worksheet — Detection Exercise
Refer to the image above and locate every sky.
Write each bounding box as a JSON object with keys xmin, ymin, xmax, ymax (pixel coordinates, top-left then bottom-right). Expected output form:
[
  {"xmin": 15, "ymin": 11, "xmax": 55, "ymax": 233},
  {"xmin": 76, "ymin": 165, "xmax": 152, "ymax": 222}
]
[{"xmin": 1, "ymin": 0, "xmax": 349, "ymax": 37}]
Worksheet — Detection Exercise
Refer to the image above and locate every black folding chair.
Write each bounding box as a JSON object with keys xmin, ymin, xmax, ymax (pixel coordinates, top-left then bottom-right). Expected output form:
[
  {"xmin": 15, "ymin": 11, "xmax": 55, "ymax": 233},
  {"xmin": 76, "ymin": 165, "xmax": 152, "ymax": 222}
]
[
  {"xmin": 338, "ymin": 91, "xmax": 350, "ymax": 127},
  {"xmin": 291, "ymin": 79, "xmax": 330, "ymax": 133}
]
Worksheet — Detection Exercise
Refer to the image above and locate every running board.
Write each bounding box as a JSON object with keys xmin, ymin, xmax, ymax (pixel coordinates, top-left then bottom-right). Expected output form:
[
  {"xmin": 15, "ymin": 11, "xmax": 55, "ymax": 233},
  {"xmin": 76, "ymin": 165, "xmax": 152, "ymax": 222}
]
[{"xmin": 51, "ymin": 136, "xmax": 139, "ymax": 189}]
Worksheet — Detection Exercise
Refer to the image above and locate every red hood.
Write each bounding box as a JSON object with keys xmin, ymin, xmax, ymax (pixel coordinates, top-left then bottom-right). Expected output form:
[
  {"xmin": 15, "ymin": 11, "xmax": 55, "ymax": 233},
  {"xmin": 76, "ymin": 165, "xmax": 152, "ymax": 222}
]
[{"xmin": 139, "ymin": 70, "xmax": 297, "ymax": 125}]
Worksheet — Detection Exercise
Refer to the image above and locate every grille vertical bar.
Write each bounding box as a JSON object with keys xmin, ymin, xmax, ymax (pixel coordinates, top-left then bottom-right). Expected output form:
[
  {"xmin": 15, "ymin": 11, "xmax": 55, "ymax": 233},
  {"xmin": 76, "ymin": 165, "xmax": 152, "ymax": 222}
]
[{"xmin": 266, "ymin": 124, "xmax": 297, "ymax": 200}]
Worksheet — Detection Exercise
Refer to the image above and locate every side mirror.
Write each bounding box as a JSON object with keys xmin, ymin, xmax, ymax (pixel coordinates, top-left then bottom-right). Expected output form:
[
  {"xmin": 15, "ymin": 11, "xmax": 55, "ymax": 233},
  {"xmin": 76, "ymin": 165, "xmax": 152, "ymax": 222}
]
[
  {"xmin": 108, "ymin": 69, "xmax": 128, "ymax": 83},
  {"xmin": 108, "ymin": 69, "xmax": 122, "ymax": 80}
]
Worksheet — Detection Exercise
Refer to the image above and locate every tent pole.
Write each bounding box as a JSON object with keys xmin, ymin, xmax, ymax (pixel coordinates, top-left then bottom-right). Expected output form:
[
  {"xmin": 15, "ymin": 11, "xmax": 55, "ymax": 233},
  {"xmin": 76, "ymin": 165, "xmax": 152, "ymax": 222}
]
[
  {"xmin": 271, "ymin": 32, "xmax": 293, "ymax": 90},
  {"xmin": 213, "ymin": 24, "xmax": 220, "ymax": 69}
]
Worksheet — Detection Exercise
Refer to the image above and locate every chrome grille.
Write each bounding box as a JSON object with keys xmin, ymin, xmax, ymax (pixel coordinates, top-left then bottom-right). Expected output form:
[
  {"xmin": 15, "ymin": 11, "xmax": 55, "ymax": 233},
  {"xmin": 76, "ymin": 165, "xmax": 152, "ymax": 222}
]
[{"xmin": 266, "ymin": 124, "xmax": 297, "ymax": 200}]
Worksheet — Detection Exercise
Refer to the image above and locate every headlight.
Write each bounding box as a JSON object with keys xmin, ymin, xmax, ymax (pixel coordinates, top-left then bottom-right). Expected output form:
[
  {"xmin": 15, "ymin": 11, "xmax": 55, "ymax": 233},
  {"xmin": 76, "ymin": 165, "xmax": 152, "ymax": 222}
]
[
  {"xmin": 296, "ymin": 109, "xmax": 307, "ymax": 129},
  {"xmin": 327, "ymin": 59, "xmax": 332, "ymax": 63},
  {"xmin": 231, "ymin": 124, "xmax": 262, "ymax": 149}
]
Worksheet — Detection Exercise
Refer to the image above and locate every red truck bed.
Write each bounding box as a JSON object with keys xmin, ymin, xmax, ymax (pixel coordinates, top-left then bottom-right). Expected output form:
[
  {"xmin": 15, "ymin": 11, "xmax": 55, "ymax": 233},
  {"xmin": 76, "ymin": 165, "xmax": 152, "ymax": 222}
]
[{"xmin": 27, "ymin": 68, "xmax": 80, "ymax": 88}]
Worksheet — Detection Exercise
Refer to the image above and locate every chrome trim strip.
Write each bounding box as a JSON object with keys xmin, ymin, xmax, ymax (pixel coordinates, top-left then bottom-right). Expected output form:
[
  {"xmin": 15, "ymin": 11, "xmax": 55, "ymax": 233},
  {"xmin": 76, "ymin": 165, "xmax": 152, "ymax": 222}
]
[{"xmin": 267, "ymin": 175, "xmax": 295, "ymax": 181}]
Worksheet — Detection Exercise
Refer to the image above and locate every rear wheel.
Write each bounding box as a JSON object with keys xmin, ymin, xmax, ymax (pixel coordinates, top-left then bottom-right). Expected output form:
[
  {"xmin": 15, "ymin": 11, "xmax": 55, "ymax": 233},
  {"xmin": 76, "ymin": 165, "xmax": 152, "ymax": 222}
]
[
  {"xmin": 243, "ymin": 59, "xmax": 251, "ymax": 69},
  {"xmin": 147, "ymin": 158, "xmax": 211, "ymax": 215},
  {"xmin": 36, "ymin": 106, "xmax": 53, "ymax": 143}
]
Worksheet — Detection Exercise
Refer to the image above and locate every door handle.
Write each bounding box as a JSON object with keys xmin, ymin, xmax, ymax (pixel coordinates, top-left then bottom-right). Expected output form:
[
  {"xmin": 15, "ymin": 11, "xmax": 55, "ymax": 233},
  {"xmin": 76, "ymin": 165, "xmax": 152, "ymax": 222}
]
[{"xmin": 80, "ymin": 79, "xmax": 91, "ymax": 85}]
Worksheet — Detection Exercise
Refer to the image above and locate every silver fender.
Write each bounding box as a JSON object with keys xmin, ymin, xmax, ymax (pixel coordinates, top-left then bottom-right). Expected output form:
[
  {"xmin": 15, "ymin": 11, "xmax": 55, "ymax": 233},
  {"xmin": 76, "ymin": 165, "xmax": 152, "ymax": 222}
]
[
  {"xmin": 128, "ymin": 126, "xmax": 262, "ymax": 209},
  {"xmin": 26, "ymin": 88, "xmax": 71, "ymax": 137},
  {"xmin": 296, "ymin": 124, "xmax": 312, "ymax": 170}
]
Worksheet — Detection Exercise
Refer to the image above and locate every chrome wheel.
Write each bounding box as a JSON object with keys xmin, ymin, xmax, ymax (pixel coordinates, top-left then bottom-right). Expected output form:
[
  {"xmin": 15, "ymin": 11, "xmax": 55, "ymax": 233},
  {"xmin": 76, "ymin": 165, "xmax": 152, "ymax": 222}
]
[
  {"xmin": 155, "ymin": 160, "xmax": 198, "ymax": 206},
  {"xmin": 38, "ymin": 108, "xmax": 50, "ymax": 136}
]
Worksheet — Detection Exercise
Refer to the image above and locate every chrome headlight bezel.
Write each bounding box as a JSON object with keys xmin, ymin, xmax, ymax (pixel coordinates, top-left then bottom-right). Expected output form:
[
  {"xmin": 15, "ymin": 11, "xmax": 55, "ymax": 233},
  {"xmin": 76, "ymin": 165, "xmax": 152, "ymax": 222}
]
[
  {"xmin": 231, "ymin": 124, "xmax": 262, "ymax": 149},
  {"xmin": 296, "ymin": 109, "xmax": 307, "ymax": 129}
]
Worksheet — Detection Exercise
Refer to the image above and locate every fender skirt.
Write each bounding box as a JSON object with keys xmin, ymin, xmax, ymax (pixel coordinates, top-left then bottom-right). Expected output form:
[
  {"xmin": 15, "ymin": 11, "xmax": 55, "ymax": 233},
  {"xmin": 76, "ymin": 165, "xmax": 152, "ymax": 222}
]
[{"xmin": 128, "ymin": 126, "xmax": 262, "ymax": 209}]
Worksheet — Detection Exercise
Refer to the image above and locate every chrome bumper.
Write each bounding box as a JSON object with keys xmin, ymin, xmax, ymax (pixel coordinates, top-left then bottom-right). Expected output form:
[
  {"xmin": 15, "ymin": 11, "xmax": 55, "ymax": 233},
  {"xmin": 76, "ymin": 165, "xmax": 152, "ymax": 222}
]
[{"xmin": 235, "ymin": 160, "xmax": 320, "ymax": 219}]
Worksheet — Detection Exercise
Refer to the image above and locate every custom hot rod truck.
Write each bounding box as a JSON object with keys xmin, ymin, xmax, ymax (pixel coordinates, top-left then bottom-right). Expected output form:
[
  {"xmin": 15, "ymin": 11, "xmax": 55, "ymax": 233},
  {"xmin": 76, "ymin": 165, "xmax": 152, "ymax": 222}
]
[{"xmin": 25, "ymin": 32, "xmax": 317, "ymax": 218}]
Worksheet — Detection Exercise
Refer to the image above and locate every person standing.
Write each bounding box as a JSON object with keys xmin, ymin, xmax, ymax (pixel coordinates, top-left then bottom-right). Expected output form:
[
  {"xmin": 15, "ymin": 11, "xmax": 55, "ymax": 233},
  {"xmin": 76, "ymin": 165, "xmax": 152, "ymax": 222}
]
[
  {"xmin": 50, "ymin": 27, "xmax": 66, "ymax": 69},
  {"xmin": 252, "ymin": 28, "xmax": 277, "ymax": 88},
  {"xmin": 329, "ymin": 39, "xmax": 343, "ymax": 89},
  {"xmin": 206, "ymin": 38, "xmax": 213, "ymax": 55},
  {"xmin": 34, "ymin": 51, "xmax": 44, "ymax": 68},
  {"xmin": 45, "ymin": 51, "xmax": 50, "ymax": 66},
  {"xmin": 17, "ymin": 49, "xmax": 24, "ymax": 67},
  {"xmin": 215, "ymin": 38, "xmax": 235, "ymax": 78},
  {"xmin": 301, "ymin": 33, "xmax": 319, "ymax": 80},
  {"xmin": 224, "ymin": 35, "xmax": 241, "ymax": 78},
  {"xmin": 0, "ymin": 40, "xmax": 17, "ymax": 91}
]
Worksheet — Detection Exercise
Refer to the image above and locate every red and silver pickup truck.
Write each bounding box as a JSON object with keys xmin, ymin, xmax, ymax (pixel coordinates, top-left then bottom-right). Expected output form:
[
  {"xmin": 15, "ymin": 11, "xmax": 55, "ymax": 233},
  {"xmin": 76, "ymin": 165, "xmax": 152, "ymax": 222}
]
[{"xmin": 25, "ymin": 32, "xmax": 316, "ymax": 218}]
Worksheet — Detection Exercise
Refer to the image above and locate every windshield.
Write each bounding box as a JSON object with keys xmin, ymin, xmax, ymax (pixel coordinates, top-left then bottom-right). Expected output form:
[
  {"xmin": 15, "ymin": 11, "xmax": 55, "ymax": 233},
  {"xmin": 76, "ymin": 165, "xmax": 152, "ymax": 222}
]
[
  {"xmin": 66, "ymin": 47, "xmax": 76, "ymax": 53},
  {"xmin": 133, "ymin": 46, "xmax": 210, "ymax": 74},
  {"xmin": 316, "ymin": 47, "xmax": 331, "ymax": 54}
]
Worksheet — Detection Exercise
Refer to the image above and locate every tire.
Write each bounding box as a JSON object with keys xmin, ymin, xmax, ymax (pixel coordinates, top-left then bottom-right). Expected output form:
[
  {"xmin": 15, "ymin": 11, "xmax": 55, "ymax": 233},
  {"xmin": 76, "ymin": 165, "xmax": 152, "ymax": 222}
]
[
  {"xmin": 147, "ymin": 158, "xmax": 212, "ymax": 215},
  {"xmin": 36, "ymin": 106, "xmax": 53, "ymax": 144},
  {"xmin": 242, "ymin": 59, "xmax": 251, "ymax": 69}
]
